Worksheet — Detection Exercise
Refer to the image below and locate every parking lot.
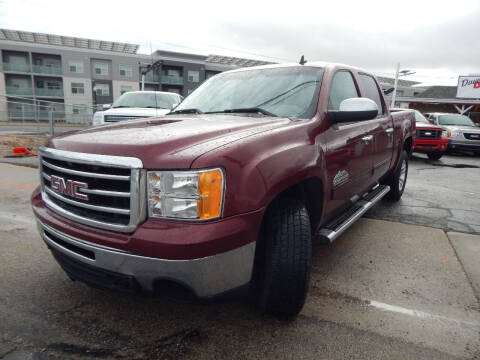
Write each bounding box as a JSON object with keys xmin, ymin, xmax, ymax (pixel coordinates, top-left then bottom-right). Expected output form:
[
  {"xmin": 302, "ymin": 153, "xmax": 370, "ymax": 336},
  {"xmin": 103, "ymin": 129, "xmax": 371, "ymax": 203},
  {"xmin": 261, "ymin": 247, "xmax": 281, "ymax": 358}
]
[{"xmin": 1, "ymin": 153, "xmax": 479, "ymax": 360}]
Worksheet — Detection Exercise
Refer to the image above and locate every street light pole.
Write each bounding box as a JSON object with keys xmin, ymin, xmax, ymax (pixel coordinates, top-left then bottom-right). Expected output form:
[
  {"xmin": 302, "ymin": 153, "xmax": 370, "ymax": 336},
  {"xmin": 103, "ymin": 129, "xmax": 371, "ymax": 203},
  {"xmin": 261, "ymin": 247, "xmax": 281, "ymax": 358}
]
[{"xmin": 390, "ymin": 63, "xmax": 400, "ymax": 108}]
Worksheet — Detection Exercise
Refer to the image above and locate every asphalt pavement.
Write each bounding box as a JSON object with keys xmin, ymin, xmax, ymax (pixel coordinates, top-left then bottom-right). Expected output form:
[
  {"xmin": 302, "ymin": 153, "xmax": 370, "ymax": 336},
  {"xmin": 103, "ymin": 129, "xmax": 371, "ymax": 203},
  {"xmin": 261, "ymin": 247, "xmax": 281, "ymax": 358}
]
[
  {"xmin": 367, "ymin": 152, "xmax": 480, "ymax": 234},
  {"xmin": 0, "ymin": 158, "xmax": 479, "ymax": 359}
]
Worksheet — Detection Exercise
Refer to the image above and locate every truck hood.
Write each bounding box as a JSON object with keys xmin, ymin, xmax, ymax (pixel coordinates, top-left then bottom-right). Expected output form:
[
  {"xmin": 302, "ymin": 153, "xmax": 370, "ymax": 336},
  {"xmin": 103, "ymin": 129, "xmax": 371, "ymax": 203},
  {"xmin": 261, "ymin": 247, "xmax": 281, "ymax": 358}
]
[
  {"xmin": 46, "ymin": 114, "xmax": 292, "ymax": 168},
  {"xmin": 416, "ymin": 122, "xmax": 442, "ymax": 130},
  {"xmin": 103, "ymin": 107, "xmax": 170, "ymax": 117},
  {"xmin": 440, "ymin": 125, "xmax": 480, "ymax": 133}
]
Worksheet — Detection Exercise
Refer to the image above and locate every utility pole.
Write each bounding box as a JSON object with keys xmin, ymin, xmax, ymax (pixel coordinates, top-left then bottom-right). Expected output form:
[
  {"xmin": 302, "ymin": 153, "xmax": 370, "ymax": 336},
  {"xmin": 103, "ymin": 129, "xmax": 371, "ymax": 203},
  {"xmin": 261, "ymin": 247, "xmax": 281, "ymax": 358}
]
[{"xmin": 390, "ymin": 62, "xmax": 400, "ymax": 108}]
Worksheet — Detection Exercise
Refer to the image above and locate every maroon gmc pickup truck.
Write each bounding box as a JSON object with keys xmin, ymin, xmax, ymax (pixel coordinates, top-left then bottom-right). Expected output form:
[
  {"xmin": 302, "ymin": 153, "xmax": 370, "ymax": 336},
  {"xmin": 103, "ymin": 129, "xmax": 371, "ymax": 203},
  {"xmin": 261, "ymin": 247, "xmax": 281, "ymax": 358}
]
[{"xmin": 32, "ymin": 62, "xmax": 415, "ymax": 317}]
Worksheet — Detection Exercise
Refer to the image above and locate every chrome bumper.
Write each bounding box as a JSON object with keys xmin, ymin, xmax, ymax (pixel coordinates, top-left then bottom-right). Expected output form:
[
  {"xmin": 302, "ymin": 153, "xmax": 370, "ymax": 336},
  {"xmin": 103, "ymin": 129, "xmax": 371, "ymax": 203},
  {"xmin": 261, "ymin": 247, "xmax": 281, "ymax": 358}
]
[{"xmin": 37, "ymin": 221, "xmax": 256, "ymax": 298}]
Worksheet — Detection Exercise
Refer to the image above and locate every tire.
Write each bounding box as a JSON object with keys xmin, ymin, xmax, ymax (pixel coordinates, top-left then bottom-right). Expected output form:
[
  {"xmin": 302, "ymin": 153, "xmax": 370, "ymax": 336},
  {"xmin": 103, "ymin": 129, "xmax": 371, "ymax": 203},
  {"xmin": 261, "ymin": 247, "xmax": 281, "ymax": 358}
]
[
  {"xmin": 427, "ymin": 152, "xmax": 443, "ymax": 160},
  {"xmin": 255, "ymin": 197, "xmax": 311, "ymax": 318},
  {"xmin": 386, "ymin": 150, "xmax": 408, "ymax": 202}
]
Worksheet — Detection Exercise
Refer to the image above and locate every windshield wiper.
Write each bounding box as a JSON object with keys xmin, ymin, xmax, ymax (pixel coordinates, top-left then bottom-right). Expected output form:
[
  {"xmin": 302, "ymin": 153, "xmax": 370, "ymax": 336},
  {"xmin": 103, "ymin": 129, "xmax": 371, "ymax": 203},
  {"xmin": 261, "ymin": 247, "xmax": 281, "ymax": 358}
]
[
  {"xmin": 208, "ymin": 107, "xmax": 278, "ymax": 117},
  {"xmin": 112, "ymin": 105, "xmax": 130, "ymax": 108},
  {"xmin": 168, "ymin": 108, "xmax": 204, "ymax": 114},
  {"xmin": 144, "ymin": 106, "xmax": 168, "ymax": 109}
]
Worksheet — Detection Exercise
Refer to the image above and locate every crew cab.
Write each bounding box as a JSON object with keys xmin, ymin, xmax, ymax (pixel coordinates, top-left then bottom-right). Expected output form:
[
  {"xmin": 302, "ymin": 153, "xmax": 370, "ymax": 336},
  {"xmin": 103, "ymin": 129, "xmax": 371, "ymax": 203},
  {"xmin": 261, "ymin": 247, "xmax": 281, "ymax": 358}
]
[
  {"xmin": 425, "ymin": 112, "xmax": 480, "ymax": 155},
  {"xmin": 412, "ymin": 110, "xmax": 447, "ymax": 160},
  {"xmin": 92, "ymin": 91, "xmax": 183, "ymax": 126},
  {"xmin": 32, "ymin": 62, "xmax": 415, "ymax": 317}
]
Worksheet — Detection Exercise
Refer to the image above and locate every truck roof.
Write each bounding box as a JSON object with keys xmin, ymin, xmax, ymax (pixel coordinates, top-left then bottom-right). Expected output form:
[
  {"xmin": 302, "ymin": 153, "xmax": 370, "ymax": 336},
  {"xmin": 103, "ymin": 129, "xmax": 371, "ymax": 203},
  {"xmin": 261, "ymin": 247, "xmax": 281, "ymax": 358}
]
[{"xmin": 222, "ymin": 61, "xmax": 373, "ymax": 76}]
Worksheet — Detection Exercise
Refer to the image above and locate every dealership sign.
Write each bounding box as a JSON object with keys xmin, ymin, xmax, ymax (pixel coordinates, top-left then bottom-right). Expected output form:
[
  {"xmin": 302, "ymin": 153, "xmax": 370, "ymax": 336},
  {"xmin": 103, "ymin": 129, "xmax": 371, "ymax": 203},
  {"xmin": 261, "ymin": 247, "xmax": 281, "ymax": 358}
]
[{"xmin": 456, "ymin": 76, "xmax": 480, "ymax": 99}]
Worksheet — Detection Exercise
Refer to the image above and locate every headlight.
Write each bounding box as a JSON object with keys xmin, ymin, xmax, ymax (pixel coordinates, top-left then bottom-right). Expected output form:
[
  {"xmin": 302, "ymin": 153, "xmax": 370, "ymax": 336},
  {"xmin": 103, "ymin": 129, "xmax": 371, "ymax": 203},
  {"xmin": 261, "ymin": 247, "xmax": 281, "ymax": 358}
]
[
  {"xmin": 441, "ymin": 130, "xmax": 448, "ymax": 138},
  {"xmin": 92, "ymin": 112, "xmax": 103, "ymax": 126},
  {"xmin": 447, "ymin": 129, "xmax": 459, "ymax": 138},
  {"xmin": 148, "ymin": 168, "xmax": 224, "ymax": 220}
]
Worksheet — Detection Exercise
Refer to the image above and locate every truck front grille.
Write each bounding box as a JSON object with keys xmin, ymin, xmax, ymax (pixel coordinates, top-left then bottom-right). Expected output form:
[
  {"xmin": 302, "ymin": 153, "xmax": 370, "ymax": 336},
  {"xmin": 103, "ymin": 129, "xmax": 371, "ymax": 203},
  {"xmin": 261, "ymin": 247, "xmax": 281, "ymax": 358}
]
[
  {"xmin": 104, "ymin": 115, "xmax": 150, "ymax": 123},
  {"xmin": 416, "ymin": 129, "xmax": 441, "ymax": 139},
  {"xmin": 464, "ymin": 133, "xmax": 480, "ymax": 140},
  {"xmin": 39, "ymin": 147, "xmax": 146, "ymax": 233}
]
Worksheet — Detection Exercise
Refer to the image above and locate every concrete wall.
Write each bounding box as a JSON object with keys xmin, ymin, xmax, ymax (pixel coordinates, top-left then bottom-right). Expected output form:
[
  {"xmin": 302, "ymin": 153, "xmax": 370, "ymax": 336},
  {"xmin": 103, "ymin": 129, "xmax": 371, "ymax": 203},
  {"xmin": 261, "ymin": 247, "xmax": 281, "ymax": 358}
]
[
  {"xmin": 0, "ymin": 72, "xmax": 6, "ymax": 116},
  {"xmin": 112, "ymin": 80, "xmax": 139, "ymax": 101}
]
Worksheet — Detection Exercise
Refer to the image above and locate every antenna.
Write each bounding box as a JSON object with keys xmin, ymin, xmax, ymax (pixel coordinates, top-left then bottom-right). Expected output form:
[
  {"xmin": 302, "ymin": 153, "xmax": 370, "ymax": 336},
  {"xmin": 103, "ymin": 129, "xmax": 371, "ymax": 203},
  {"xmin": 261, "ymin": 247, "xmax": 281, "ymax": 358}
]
[{"xmin": 299, "ymin": 55, "xmax": 307, "ymax": 65}]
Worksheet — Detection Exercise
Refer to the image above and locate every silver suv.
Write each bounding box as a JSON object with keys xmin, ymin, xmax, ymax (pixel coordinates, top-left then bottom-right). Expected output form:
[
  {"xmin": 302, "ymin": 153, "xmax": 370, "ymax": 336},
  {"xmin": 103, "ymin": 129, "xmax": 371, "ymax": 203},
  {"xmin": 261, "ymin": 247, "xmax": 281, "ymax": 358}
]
[{"xmin": 425, "ymin": 112, "xmax": 480, "ymax": 154}]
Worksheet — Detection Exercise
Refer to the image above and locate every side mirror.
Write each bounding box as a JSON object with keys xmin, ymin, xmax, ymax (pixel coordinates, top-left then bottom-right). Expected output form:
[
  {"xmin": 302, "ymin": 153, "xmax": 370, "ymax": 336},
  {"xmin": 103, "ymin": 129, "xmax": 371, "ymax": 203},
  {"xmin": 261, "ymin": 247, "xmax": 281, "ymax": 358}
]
[
  {"xmin": 102, "ymin": 104, "xmax": 111, "ymax": 111},
  {"xmin": 327, "ymin": 98, "xmax": 378, "ymax": 124}
]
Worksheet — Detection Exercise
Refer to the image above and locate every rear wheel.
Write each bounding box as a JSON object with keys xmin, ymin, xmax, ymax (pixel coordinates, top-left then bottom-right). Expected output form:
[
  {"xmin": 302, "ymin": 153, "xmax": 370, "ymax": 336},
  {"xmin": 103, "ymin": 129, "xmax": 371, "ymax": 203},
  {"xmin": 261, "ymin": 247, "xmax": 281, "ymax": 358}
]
[
  {"xmin": 386, "ymin": 150, "xmax": 408, "ymax": 202},
  {"xmin": 427, "ymin": 152, "xmax": 443, "ymax": 160},
  {"xmin": 255, "ymin": 198, "xmax": 311, "ymax": 318}
]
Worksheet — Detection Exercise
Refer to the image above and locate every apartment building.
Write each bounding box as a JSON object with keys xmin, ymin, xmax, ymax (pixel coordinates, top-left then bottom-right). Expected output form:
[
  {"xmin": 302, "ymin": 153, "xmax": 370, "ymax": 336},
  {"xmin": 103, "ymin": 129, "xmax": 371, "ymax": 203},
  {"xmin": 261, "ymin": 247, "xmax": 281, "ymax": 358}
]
[{"xmin": 0, "ymin": 29, "xmax": 272, "ymax": 122}]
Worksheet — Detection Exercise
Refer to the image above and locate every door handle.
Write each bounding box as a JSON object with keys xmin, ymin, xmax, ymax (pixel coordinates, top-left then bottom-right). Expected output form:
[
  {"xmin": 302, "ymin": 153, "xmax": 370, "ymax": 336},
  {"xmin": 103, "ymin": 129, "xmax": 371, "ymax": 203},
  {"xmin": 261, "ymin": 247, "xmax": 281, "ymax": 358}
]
[
  {"xmin": 362, "ymin": 135, "xmax": 373, "ymax": 143},
  {"xmin": 386, "ymin": 128, "xmax": 394, "ymax": 133}
]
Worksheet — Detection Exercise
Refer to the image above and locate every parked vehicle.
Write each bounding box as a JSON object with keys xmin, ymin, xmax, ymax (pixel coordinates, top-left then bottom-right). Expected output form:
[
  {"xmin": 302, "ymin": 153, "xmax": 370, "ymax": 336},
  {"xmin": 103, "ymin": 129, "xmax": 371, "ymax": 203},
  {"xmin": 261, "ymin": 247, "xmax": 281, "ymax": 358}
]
[
  {"xmin": 32, "ymin": 62, "xmax": 415, "ymax": 317},
  {"xmin": 92, "ymin": 91, "xmax": 183, "ymax": 126},
  {"xmin": 411, "ymin": 110, "xmax": 447, "ymax": 160},
  {"xmin": 425, "ymin": 112, "xmax": 480, "ymax": 155}
]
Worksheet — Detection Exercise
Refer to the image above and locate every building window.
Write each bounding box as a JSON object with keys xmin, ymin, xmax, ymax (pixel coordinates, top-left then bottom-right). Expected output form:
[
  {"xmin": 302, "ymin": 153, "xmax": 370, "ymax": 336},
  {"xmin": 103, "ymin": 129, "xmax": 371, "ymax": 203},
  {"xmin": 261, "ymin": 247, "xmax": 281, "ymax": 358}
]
[
  {"xmin": 72, "ymin": 104, "xmax": 87, "ymax": 115},
  {"xmin": 120, "ymin": 85, "xmax": 132, "ymax": 95},
  {"xmin": 69, "ymin": 61, "xmax": 84, "ymax": 73},
  {"xmin": 187, "ymin": 71, "xmax": 199, "ymax": 83},
  {"xmin": 94, "ymin": 62, "xmax": 109, "ymax": 76},
  {"xmin": 95, "ymin": 83, "xmax": 110, "ymax": 96},
  {"xmin": 119, "ymin": 65, "xmax": 133, "ymax": 78},
  {"xmin": 71, "ymin": 82, "xmax": 85, "ymax": 95},
  {"xmin": 47, "ymin": 81, "xmax": 61, "ymax": 90}
]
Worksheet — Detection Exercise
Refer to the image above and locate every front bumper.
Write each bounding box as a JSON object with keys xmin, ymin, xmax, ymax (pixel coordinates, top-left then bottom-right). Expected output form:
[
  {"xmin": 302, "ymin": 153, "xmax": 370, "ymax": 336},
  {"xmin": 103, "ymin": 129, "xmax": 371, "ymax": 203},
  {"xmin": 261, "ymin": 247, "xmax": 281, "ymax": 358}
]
[
  {"xmin": 37, "ymin": 220, "xmax": 256, "ymax": 298},
  {"xmin": 32, "ymin": 188, "xmax": 263, "ymax": 298},
  {"xmin": 448, "ymin": 138, "xmax": 480, "ymax": 152},
  {"xmin": 413, "ymin": 137, "xmax": 448, "ymax": 152}
]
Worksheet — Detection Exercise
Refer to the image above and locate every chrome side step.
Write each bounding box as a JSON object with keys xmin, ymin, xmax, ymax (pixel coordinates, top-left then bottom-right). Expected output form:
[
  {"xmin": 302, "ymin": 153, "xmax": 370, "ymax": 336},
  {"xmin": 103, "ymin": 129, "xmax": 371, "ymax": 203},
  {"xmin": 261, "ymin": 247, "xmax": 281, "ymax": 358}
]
[{"xmin": 317, "ymin": 185, "xmax": 390, "ymax": 243}]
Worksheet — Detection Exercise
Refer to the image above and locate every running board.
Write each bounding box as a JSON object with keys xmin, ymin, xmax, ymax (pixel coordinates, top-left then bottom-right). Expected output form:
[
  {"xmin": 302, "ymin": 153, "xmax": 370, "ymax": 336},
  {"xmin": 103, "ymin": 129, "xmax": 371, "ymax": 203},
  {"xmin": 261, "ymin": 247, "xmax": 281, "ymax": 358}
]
[{"xmin": 317, "ymin": 185, "xmax": 390, "ymax": 243}]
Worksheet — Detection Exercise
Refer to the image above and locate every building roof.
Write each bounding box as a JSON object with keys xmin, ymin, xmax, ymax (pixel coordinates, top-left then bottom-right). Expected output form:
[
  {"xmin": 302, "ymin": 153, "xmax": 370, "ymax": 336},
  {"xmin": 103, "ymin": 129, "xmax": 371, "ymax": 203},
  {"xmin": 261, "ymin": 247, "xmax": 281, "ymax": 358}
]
[
  {"xmin": 0, "ymin": 29, "xmax": 139, "ymax": 54},
  {"xmin": 376, "ymin": 76, "xmax": 421, "ymax": 87},
  {"xmin": 417, "ymin": 86, "xmax": 457, "ymax": 99},
  {"xmin": 205, "ymin": 54, "xmax": 274, "ymax": 67}
]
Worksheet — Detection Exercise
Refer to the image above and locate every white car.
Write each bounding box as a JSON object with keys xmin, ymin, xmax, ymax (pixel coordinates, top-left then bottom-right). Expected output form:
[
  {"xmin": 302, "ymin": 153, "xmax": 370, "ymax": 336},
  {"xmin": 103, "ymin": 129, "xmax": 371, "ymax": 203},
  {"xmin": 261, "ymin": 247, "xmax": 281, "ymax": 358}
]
[{"xmin": 92, "ymin": 91, "xmax": 183, "ymax": 126}]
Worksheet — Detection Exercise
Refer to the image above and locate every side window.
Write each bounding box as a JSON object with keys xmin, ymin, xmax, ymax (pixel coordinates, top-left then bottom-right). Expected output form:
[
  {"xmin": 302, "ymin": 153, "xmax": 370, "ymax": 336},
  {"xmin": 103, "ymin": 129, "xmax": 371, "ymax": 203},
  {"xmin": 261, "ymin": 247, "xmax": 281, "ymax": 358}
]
[
  {"xmin": 358, "ymin": 74, "xmax": 384, "ymax": 115},
  {"xmin": 328, "ymin": 71, "xmax": 359, "ymax": 110}
]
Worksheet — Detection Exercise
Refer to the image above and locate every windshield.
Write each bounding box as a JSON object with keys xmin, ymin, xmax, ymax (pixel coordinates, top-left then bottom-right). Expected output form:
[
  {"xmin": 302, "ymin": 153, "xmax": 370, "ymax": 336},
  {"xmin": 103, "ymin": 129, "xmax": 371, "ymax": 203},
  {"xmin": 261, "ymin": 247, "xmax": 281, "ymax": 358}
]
[
  {"xmin": 414, "ymin": 111, "xmax": 428, "ymax": 123},
  {"xmin": 438, "ymin": 114, "xmax": 475, "ymax": 126},
  {"xmin": 112, "ymin": 92, "xmax": 180, "ymax": 109},
  {"xmin": 172, "ymin": 66, "xmax": 324, "ymax": 118}
]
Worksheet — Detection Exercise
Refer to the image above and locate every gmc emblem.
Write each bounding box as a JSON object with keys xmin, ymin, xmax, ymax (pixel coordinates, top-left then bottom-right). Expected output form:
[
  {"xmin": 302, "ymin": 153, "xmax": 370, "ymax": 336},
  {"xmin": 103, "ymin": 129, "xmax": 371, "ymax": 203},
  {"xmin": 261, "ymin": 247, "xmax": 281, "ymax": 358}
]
[{"xmin": 50, "ymin": 175, "xmax": 89, "ymax": 201}]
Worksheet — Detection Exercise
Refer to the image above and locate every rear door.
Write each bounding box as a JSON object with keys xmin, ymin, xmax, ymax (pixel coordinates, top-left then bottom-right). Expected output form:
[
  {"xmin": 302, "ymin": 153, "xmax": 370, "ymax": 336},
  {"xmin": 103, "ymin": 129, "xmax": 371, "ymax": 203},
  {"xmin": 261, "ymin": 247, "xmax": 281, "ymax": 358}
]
[
  {"xmin": 324, "ymin": 70, "xmax": 376, "ymax": 214},
  {"xmin": 358, "ymin": 74, "xmax": 394, "ymax": 179}
]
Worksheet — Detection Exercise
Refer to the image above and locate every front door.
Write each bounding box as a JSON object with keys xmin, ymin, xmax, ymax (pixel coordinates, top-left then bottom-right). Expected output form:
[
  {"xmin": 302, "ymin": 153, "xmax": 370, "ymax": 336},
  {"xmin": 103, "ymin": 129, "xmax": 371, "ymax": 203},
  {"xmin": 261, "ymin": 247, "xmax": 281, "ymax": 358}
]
[
  {"xmin": 357, "ymin": 73, "xmax": 394, "ymax": 179},
  {"xmin": 324, "ymin": 71, "xmax": 375, "ymax": 215}
]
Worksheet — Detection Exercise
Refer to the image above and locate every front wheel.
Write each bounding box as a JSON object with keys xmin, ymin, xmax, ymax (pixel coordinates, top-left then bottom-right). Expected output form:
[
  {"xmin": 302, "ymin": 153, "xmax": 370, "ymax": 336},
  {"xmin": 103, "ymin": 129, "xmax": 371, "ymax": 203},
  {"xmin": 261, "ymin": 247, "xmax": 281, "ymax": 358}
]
[
  {"xmin": 386, "ymin": 150, "xmax": 408, "ymax": 202},
  {"xmin": 255, "ymin": 198, "xmax": 311, "ymax": 318},
  {"xmin": 427, "ymin": 152, "xmax": 443, "ymax": 160}
]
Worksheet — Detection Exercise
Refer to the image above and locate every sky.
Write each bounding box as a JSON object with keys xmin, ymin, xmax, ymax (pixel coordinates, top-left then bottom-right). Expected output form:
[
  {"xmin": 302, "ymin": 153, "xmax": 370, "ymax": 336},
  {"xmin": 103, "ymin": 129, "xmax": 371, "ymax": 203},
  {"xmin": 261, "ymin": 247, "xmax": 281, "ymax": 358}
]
[{"xmin": 1, "ymin": 0, "xmax": 479, "ymax": 86}]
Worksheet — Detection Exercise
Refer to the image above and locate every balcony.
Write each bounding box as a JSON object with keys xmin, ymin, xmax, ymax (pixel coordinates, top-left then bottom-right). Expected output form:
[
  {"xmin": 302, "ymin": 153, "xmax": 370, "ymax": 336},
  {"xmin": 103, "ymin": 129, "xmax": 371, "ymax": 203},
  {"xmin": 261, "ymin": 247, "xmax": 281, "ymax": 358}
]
[
  {"xmin": 35, "ymin": 88, "xmax": 64, "ymax": 97},
  {"xmin": 162, "ymin": 75, "xmax": 183, "ymax": 85},
  {"xmin": 3, "ymin": 62, "xmax": 31, "ymax": 73},
  {"xmin": 33, "ymin": 65, "xmax": 62, "ymax": 75},
  {"xmin": 6, "ymin": 86, "xmax": 33, "ymax": 95},
  {"xmin": 143, "ymin": 73, "xmax": 160, "ymax": 82}
]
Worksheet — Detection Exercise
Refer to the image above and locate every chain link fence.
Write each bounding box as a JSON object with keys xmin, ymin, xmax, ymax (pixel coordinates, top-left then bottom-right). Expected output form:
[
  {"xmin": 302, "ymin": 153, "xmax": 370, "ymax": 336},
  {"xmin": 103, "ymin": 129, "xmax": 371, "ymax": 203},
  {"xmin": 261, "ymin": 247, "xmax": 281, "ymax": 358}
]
[{"xmin": 0, "ymin": 95, "xmax": 98, "ymax": 135}]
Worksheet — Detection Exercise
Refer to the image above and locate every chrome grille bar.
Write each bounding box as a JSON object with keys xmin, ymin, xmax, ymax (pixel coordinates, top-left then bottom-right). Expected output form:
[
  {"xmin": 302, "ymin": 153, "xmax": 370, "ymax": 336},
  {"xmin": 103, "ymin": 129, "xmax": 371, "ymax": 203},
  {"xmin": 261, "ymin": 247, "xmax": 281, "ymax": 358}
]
[
  {"xmin": 42, "ymin": 159, "xmax": 130, "ymax": 181},
  {"xmin": 44, "ymin": 187, "xmax": 131, "ymax": 215}
]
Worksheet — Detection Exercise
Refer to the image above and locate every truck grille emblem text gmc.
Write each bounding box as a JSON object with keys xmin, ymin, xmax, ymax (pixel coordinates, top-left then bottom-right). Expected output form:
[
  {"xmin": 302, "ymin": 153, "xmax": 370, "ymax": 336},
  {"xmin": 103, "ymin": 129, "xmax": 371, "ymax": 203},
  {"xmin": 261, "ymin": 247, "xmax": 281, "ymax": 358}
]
[{"xmin": 50, "ymin": 175, "xmax": 89, "ymax": 201}]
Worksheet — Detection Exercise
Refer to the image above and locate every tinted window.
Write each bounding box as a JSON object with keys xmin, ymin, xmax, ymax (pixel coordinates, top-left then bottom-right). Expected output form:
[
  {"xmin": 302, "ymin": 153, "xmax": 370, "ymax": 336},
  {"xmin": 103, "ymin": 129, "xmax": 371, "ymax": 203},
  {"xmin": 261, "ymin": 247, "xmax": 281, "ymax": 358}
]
[
  {"xmin": 438, "ymin": 114, "xmax": 475, "ymax": 126},
  {"xmin": 414, "ymin": 111, "xmax": 428, "ymax": 123},
  {"xmin": 358, "ymin": 74, "xmax": 384, "ymax": 115},
  {"xmin": 328, "ymin": 71, "xmax": 359, "ymax": 110}
]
